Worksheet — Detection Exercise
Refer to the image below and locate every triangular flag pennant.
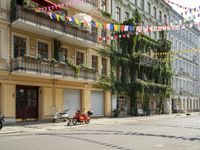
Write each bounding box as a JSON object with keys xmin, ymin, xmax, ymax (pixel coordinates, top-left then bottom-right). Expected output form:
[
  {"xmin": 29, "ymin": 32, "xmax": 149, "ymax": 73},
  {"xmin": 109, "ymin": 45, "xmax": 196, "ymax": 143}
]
[
  {"xmin": 120, "ymin": 25, "xmax": 125, "ymax": 32},
  {"xmin": 106, "ymin": 23, "xmax": 111, "ymax": 30},
  {"xmin": 60, "ymin": 15, "xmax": 65, "ymax": 22},
  {"xmin": 110, "ymin": 24, "xmax": 114, "ymax": 31},
  {"xmin": 48, "ymin": 12, "xmax": 53, "ymax": 19},
  {"xmin": 124, "ymin": 25, "xmax": 129, "ymax": 31},
  {"xmin": 122, "ymin": 34, "xmax": 126, "ymax": 38},
  {"xmin": 114, "ymin": 25, "xmax": 119, "ymax": 31},
  {"xmin": 74, "ymin": 18, "xmax": 79, "ymax": 25},
  {"xmin": 129, "ymin": 26, "xmax": 133, "ymax": 32},
  {"xmin": 52, "ymin": 13, "xmax": 56, "ymax": 20},
  {"xmin": 114, "ymin": 35, "xmax": 118, "ymax": 39},
  {"xmin": 56, "ymin": 14, "xmax": 60, "ymax": 21}
]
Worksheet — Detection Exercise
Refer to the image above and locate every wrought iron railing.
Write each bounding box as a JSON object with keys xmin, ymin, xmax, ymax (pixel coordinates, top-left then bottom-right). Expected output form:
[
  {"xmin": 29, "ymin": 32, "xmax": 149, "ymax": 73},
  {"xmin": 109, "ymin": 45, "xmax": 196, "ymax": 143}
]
[
  {"xmin": 139, "ymin": 55, "xmax": 163, "ymax": 66},
  {"xmin": 10, "ymin": 56, "xmax": 98, "ymax": 81},
  {"xmin": 11, "ymin": 5, "xmax": 98, "ymax": 43}
]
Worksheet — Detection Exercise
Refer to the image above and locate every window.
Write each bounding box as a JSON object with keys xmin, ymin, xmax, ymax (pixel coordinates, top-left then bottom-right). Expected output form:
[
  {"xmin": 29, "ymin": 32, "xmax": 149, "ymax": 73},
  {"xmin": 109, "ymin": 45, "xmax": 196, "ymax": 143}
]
[
  {"xmin": 101, "ymin": 29, "xmax": 107, "ymax": 44},
  {"xmin": 147, "ymin": 2, "xmax": 151, "ymax": 14},
  {"xmin": 125, "ymin": 12, "xmax": 129, "ymax": 20},
  {"xmin": 164, "ymin": 14, "xmax": 167, "ymax": 24},
  {"xmin": 59, "ymin": 48, "xmax": 67, "ymax": 62},
  {"xmin": 153, "ymin": 7, "xmax": 157, "ymax": 18},
  {"xmin": 38, "ymin": 42, "xmax": 48, "ymax": 59},
  {"xmin": 140, "ymin": 0, "xmax": 144, "ymax": 10},
  {"xmin": 179, "ymin": 42, "xmax": 182, "ymax": 51},
  {"xmin": 175, "ymin": 39, "xmax": 178, "ymax": 50},
  {"xmin": 76, "ymin": 51, "xmax": 84, "ymax": 65},
  {"xmin": 92, "ymin": 55, "xmax": 98, "ymax": 70},
  {"xmin": 171, "ymin": 37, "xmax": 174, "ymax": 48},
  {"xmin": 100, "ymin": 0, "xmax": 106, "ymax": 11},
  {"xmin": 159, "ymin": 10, "xmax": 162, "ymax": 22},
  {"xmin": 154, "ymin": 32, "xmax": 157, "ymax": 40},
  {"xmin": 135, "ymin": 0, "xmax": 137, "ymax": 6},
  {"xmin": 14, "ymin": 36, "xmax": 26, "ymax": 58},
  {"xmin": 102, "ymin": 58, "xmax": 107, "ymax": 75},
  {"xmin": 116, "ymin": 7, "xmax": 121, "ymax": 22}
]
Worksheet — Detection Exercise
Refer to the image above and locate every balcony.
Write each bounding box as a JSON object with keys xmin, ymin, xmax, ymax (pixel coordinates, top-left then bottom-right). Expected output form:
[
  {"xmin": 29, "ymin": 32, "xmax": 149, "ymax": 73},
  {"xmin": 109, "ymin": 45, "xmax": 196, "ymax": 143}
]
[
  {"xmin": 60, "ymin": 0, "xmax": 97, "ymax": 13},
  {"xmin": 11, "ymin": 5, "xmax": 97, "ymax": 47},
  {"xmin": 135, "ymin": 54, "xmax": 162, "ymax": 66},
  {"xmin": 10, "ymin": 56, "xmax": 98, "ymax": 81}
]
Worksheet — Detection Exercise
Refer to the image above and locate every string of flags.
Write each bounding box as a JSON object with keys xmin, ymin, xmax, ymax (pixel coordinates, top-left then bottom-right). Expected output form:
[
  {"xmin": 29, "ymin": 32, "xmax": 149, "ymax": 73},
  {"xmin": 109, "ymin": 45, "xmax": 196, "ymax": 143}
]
[
  {"xmin": 154, "ymin": 48, "xmax": 200, "ymax": 56},
  {"xmin": 34, "ymin": 0, "xmax": 90, "ymax": 13},
  {"xmin": 45, "ymin": 11, "xmax": 200, "ymax": 34},
  {"xmin": 35, "ymin": 1, "xmax": 71, "ymax": 12},
  {"xmin": 165, "ymin": 0, "xmax": 193, "ymax": 10},
  {"xmin": 165, "ymin": 0, "xmax": 200, "ymax": 21}
]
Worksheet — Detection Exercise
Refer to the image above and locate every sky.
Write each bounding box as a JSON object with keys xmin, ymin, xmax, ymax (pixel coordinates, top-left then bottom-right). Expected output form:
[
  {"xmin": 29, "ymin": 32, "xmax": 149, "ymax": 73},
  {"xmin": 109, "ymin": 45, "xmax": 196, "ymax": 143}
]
[{"xmin": 167, "ymin": 0, "xmax": 200, "ymax": 22}]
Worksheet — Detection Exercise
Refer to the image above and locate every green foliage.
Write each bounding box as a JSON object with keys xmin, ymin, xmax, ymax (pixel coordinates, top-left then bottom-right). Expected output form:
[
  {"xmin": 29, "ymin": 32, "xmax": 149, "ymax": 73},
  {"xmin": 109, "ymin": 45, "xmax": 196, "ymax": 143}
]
[
  {"xmin": 93, "ymin": 75, "xmax": 111, "ymax": 90},
  {"xmin": 98, "ymin": 10, "xmax": 172, "ymax": 115},
  {"xmin": 101, "ymin": 10, "xmax": 111, "ymax": 18},
  {"xmin": 53, "ymin": 39, "xmax": 61, "ymax": 61}
]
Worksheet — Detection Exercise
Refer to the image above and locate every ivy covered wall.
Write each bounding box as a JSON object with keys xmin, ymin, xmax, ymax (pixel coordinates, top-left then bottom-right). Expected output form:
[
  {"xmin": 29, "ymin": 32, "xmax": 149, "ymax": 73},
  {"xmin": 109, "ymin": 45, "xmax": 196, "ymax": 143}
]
[{"xmin": 100, "ymin": 9, "xmax": 173, "ymax": 116}]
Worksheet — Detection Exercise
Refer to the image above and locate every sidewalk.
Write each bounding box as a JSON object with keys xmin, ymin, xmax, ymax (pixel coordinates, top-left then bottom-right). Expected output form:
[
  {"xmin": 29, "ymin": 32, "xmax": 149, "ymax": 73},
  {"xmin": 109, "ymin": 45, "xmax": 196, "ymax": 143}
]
[{"xmin": 0, "ymin": 112, "xmax": 199, "ymax": 135}]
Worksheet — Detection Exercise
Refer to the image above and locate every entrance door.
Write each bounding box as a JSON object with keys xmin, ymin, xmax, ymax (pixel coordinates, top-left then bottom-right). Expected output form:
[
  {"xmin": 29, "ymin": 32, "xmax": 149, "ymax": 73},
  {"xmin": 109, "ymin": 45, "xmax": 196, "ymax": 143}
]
[
  {"xmin": 117, "ymin": 96, "xmax": 130, "ymax": 116},
  {"xmin": 16, "ymin": 86, "xmax": 38, "ymax": 120}
]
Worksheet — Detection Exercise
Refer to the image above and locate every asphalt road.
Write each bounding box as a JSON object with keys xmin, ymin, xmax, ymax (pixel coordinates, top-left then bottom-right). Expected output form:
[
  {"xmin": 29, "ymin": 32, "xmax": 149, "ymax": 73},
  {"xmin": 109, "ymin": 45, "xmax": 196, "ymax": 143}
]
[{"xmin": 0, "ymin": 115, "xmax": 200, "ymax": 150}]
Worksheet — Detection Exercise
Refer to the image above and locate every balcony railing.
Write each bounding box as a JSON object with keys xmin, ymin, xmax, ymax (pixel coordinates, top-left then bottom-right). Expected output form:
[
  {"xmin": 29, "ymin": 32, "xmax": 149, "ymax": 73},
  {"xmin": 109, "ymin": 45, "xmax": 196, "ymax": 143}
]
[
  {"xmin": 136, "ymin": 55, "xmax": 163, "ymax": 66},
  {"xmin": 11, "ymin": 5, "xmax": 97, "ymax": 43},
  {"xmin": 10, "ymin": 56, "xmax": 98, "ymax": 81}
]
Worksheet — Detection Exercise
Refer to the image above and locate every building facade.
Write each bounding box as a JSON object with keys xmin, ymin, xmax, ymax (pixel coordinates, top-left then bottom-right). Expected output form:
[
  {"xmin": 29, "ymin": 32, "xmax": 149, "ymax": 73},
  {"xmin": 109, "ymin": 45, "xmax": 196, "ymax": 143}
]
[
  {"xmin": 111, "ymin": 0, "xmax": 172, "ymax": 116},
  {"xmin": 111, "ymin": 0, "xmax": 173, "ymax": 116},
  {"xmin": 169, "ymin": 9, "xmax": 200, "ymax": 113},
  {"xmin": 111, "ymin": 0, "xmax": 171, "ymax": 40},
  {"xmin": 0, "ymin": 0, "xmax": 113, "ymax": 122}
]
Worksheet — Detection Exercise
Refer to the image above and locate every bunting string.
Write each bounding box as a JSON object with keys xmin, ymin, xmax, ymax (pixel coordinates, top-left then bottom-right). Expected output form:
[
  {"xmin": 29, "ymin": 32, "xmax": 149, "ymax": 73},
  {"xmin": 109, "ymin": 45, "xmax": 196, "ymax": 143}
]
[
  {"xmin": 35, "ymin": 2, "xmax": 71, "ymax": 12},
  {"xmin": 165, "ymin": 0, "xmax": 200, "ymax": 12}
]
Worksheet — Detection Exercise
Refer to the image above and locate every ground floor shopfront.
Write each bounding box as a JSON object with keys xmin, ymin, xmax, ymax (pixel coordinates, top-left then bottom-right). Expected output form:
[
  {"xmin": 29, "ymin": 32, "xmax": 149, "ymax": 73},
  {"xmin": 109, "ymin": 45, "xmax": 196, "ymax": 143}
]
[
  {"xmin": 0, "ymin": 72, "xmax": 111, "ymax": 122},
  {"xmin": 171, "ymin": 95, "xmax": 200, "ymax": 113}
]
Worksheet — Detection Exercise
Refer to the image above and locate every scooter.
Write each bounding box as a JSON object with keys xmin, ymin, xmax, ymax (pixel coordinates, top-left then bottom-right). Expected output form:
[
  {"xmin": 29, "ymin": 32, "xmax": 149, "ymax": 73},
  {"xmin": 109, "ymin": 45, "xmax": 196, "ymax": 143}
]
[
  {"xmin": 0, "ymin": 115, "xmax": 4, "ymax": 130},
  {"xmin": 72, "ymin": 110, "xmax": 93, "ymax": 125},
  {"xmin": 52, "ymin": 109, "xmax": 69, "ymax": 123}
]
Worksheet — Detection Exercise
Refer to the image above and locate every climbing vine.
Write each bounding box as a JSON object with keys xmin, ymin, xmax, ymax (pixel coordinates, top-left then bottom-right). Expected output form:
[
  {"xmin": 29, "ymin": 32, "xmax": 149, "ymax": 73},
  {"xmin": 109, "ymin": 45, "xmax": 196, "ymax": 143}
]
[{"xmin": 99, "ymin": 9, "xmax": 173, "ymax": 116}]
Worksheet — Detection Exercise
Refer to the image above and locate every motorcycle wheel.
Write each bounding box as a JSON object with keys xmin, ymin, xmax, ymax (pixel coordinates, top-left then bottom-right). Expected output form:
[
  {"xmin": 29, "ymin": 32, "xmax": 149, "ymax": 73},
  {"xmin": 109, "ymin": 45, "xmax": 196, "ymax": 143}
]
[
  {"xmin": 72, "ymin": 118, "xmax": 77, "ymax": 125},
  {"xmin": 85, "ymin": 119, "xmax": 90, "ymax": 124},
  {"xmin": 0, "ymin": 122, "xmax": 3, "ymax": 130}
]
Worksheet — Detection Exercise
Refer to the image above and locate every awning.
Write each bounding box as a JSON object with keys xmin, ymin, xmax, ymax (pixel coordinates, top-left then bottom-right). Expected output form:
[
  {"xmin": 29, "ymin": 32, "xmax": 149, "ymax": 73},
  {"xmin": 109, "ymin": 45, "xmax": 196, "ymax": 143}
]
[
  {"xmin": 32, "ymin": 0, "xmax": 58, "ymax": 7},
  {"xmin": 73, "ymin": 13, "xmax": 92, "ymax": 28}
]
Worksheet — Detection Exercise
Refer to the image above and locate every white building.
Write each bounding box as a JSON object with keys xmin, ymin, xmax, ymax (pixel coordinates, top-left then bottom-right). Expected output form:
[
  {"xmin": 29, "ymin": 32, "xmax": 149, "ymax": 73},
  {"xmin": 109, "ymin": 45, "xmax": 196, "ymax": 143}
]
[
  {"xmin": 111, "ymin": 0, "xmax": 200, "ymax": 115},
  {"xmin": 169, "ymin": 9, "xmax": 200, "ymax": 113},
  {"xmin": 111, "ymin": 0, "xmax": 171, "ymax": 40}
]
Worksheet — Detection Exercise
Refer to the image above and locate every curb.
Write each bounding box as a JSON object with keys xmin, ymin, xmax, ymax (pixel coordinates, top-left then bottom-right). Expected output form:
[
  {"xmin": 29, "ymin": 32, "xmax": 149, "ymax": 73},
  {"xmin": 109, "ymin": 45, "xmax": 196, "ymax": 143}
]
[{"xmin": 0, "ymin": 113, "xmax": 199, "ymax": 135}]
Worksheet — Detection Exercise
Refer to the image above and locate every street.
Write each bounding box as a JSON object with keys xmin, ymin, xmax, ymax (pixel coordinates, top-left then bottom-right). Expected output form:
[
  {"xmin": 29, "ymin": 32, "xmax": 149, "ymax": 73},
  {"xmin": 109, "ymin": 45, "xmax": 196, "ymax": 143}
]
[{"xmin": 0, "ymin": 115, "xmax": 200, "ymax": 150}]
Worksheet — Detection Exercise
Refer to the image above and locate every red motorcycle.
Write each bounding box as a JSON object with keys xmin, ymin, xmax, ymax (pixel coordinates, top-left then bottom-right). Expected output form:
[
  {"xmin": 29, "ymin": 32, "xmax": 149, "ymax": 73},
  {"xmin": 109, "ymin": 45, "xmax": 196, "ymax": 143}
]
[{"xmin": 72, "ymin": 110, "xmax": 93, "ymax": 125}]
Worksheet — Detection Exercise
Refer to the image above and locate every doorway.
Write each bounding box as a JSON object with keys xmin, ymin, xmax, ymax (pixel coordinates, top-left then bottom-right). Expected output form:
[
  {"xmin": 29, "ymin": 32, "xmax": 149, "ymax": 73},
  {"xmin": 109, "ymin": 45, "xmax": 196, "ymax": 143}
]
[{"xmin": 16, "ymin": 85, "xmax": 39, "ymax": 120}]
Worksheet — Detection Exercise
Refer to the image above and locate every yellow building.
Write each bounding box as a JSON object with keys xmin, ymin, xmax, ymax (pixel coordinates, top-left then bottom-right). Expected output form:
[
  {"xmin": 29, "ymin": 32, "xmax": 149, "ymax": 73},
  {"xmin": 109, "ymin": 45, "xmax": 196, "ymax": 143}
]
[{"xmin": 0, "ymin": 0, "xmax": 112, "ymax": 122}]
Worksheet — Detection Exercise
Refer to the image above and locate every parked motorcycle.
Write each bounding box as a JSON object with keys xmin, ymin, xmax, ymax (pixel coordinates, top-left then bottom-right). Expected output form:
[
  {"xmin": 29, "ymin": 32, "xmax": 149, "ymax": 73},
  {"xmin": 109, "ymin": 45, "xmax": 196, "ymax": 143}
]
[
  {"xmin": 52, "ymin": 109, "xmax": 69, "ymax": 123},
  {"xmin": 0, "ymin": 115, "xmax": 4, "ymax": 130},
  {"xmin": 72, "ymin": 110, "xmax": 93, "ymax": 125}
]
